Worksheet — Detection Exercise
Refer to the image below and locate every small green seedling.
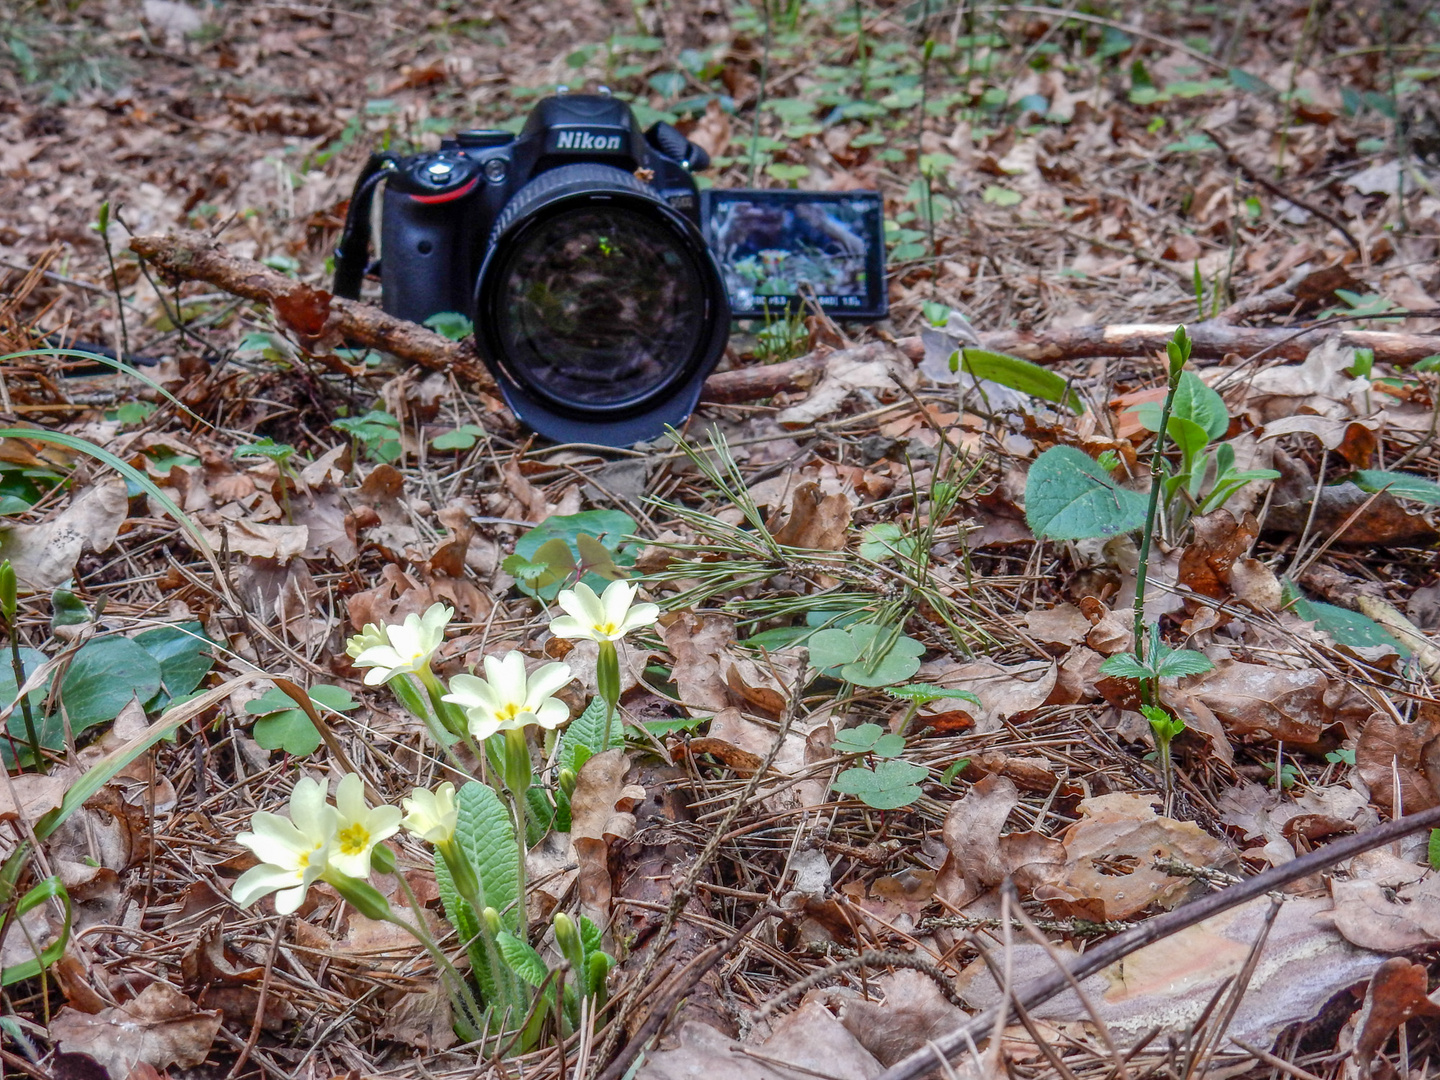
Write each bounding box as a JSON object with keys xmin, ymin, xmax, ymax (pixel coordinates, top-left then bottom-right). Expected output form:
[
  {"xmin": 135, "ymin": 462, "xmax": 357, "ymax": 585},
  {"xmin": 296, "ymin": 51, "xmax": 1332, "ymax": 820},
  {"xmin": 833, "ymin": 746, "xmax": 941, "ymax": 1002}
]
[
  {"xmin": 1141, "ymin": 704, "xmax": 1185, "ymax": 810},
  {"xmin": 940, "ymin": 758, "xmax": 971, "ymax": 787},
  {"xmin": 234, "ymin": 437, "xmax": 300, "ymax": 523},
  {"xmin": 1098, "ymin": 622, "xmax": 1214, "ymax": 704},
  {"xmin": 431, "ymin": 424, "xmax": 487, "ymax": 451},
  {"xmin": 885, "ymin": 682, "xmax": 982, "ymax": 734},
  {"xmin": 1325, "ymin": 748, "xmax": 1357, "ymax": 766},
  {"xmin": 332, "ymin": 410, "xmax": 402, "ymax": 464}
]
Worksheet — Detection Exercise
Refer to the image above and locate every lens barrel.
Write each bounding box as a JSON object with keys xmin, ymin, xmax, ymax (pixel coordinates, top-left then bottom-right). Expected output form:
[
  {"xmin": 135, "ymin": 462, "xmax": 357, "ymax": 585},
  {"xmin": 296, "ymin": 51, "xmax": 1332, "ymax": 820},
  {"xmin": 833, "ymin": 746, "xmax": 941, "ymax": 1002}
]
[{"xmin": 473, "ymin": 164, "xmax": 728, "ymax": 446}]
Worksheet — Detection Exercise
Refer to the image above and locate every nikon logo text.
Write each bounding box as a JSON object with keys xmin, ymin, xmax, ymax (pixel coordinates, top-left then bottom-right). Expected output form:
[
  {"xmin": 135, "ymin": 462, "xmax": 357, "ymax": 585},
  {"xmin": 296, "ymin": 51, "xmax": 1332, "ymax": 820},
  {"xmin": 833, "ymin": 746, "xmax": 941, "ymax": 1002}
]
[{"xmin": 556, "ymin": 130, "xmax": 623, "ymax": 152}]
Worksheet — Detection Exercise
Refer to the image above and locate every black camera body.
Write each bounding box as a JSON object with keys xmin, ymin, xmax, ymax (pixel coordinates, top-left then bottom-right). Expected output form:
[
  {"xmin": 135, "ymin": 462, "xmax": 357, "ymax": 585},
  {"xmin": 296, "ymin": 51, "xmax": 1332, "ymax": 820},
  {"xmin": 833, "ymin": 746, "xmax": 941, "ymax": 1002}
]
[
  {"xmin": 377, "ymin": 93, "xmax": 712, "ymax": 326},
  {"xmin": 335, "ymin": 91, "xmax": 886, "ymax": 446}
]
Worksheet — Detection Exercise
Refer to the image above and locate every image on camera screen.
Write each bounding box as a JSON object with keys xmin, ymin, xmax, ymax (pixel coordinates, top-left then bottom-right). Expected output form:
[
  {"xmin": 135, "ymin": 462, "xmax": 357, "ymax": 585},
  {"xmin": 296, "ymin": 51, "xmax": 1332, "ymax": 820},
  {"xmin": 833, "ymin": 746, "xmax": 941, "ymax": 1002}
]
[{"xmin": 702, "ymin": 191, "xmax": 886, "ymax": 320}]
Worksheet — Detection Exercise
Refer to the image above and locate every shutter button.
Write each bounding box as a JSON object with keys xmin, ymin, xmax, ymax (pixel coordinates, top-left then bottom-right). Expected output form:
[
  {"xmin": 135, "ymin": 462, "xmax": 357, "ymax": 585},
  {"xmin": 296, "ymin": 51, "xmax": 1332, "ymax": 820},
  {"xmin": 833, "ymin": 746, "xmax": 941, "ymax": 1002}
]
[{"xmin": 426, "ymin": 161, "xmax": 454, "ymax": 180}]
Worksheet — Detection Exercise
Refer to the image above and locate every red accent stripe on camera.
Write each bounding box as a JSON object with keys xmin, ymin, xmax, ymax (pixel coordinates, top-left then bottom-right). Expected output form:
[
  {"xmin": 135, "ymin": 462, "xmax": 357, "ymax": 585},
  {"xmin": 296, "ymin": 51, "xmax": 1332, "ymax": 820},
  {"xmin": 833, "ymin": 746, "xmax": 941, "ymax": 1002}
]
[{"xmin": 410, "ymin": 177, "xmax": 479, "ymax": 204}]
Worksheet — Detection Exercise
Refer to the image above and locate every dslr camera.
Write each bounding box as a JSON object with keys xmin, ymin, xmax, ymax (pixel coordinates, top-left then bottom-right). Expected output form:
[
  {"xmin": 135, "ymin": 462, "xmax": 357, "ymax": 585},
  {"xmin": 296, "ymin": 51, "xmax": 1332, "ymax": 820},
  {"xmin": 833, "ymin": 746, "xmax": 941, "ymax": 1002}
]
[{"xmin": 334, "ymin": 89, "xmax": 886, "ymax": 445}]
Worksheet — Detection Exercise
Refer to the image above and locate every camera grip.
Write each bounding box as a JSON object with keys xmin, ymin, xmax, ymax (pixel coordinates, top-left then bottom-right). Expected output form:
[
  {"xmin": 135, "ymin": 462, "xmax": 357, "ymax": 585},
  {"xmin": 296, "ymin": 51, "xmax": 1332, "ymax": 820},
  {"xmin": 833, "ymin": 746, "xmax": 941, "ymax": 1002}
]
[{"xmin": 379, "ymin": 187, "xmax": 471, "ymax": 325}]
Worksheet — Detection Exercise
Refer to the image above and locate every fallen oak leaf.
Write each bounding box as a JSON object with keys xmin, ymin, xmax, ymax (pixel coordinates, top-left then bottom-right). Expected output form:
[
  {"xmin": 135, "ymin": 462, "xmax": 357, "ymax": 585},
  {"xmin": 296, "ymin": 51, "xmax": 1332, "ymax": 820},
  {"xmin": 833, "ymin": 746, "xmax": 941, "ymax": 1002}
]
[
  {"xmin": 51, "ymin": 981, "xmax": 222, "ymax": 1080},
  {"xmin": 1349, "ymin": 958, "xmax": 1440, "ymax": 1079}
]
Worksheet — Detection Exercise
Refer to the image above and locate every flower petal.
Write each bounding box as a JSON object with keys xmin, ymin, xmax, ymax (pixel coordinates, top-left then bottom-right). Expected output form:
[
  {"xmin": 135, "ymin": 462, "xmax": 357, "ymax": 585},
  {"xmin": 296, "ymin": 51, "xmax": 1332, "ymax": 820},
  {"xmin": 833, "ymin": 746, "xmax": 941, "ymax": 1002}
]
[
  {"xmin": 547, "ymin": 616, "xmax": 594, "ymax": 642},
  {"xmin": 556, "ymin": 583, "xmax": 604, "ymax": 626},
  {"xmin": 232, "ymin": 862, "xmax": 298, "ymax": 907},
  {"xmin": 289, "ymin": 779, "xmax": 331, "ymax": 841},
  {"xmin": 524, "ymin": 662, "xmax": 574, "ymax": 707},
  {"xmin": 335, "ymin": 774, "xmax": 367, "ymax": 823},
  {"xmin": 601, "ymin": 580, "xmax": 636, "ymax": 628},
  {"xmin": 533, "ymin": 698, "xmax": 570, "ymax": 730}
]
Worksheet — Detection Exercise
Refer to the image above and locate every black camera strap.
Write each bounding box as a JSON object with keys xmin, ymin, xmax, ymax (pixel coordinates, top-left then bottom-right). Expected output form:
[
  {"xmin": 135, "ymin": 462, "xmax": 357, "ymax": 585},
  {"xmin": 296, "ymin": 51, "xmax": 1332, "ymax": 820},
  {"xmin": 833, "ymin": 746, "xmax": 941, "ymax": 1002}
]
[{"xmin": 332, "ymin": 151, "xmax": 401, "ymax": 299}]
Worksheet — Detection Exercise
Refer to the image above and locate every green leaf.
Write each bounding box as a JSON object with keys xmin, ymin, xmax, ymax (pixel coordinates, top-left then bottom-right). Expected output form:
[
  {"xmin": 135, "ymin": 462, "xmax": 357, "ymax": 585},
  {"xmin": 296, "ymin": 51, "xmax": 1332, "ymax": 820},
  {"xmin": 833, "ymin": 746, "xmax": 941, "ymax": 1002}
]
[
  {"xmin": 1351, "ymin": 469, "xmax": 1440, "ymax": 506},
  {"xmin": 496, "ymin": 931, "xmax": 550, "ymax": 987},
  {"xmin": 0, "ymin": 876, "xmax": 70, "ymax": 986},
  {"xmin": 49, "ymin": 587, "xmax": 90, "ymax": 630},
  {"xmin": 246, "ymin": 684, "xmax": 357, "ymax": 756},
  {"xmin": 455, "ymin": 781, "xmax": 521, "ymax": 930},
  {"xmin": 1098, "ymin": 653, "xmax": 1150, "ymax": 680},
  {"xmin": 423, "ymin": 311, "xmax": 474, "ymax": 341},
  {"xmin": 859, "ymin": 523, "xmax": 918, "ymax": 562},
  {"xmin": 832, "ymin": 723, "xmax": 887, "ymax": 754},
  {"xmin": 59, "ymin": 637, "xmax": 161, "ymax": 734},
  {"xmin": 433, "ymin": 852, "xmax": 497, "ymax": 1004},
  {"xmin": 806, "ymin": 627, "xmax": 858, "ymax": 670},
  {"xmin": 525, "ymin": 784, "xmax": 554, "ymax": 845},
  {"xmin": 957, "ymin": 349, "xmax": 1084, "ymax": 414},
  {"xmin": 885, "ymin": 683, "xmax": 982, "ymax": 708},
  {"xmin": 940, "ymin": 758, "xmax": 970, "ymax": 786},
  {"xmin": 1282, "ymin": 580, "xmax": 1406, "ymax": 654},
  {"xmin": 1429, "ymin": 829, "xmax": 1440, "ymax": 872},
  {"xmin": 1154, "ymin": 648, "xmax": 1214, "ymax": 679},
  {"xmin": 1025, "ymin": 446, "xmax": 1148, "ymax": 540},
  {"xmin": 559, "ymin": 696, "xmax": 622, "ymax": 775},
  {"xmin": 512, "ymin": 510, "xmax": 637, "ymax": 602},
  {"xmin": 832, "ymin": 759, "xmax": 929, "ymax": 809},
  {"xmin": 430, "ymin": 424, "xmax": 486, "ymax": 451},
  {"xmin": 982, "ymin": 185, "xmax": 1021, "ymax": 206},
  {"xmin": 839, "ymin": 626, "xmax": 925, "ymax": 688},
  {"xmin": 1165, "ymin": 415, "xmax": 1212, "ymax": 463},
  {"xmin": 135, "ymin": 622, "xmax": 214, "ymax": 708},
  {"xmin": 640, "ymin": 716, "xmax": 708, "ymax": 737},
  {"xmin": 1132, "ymin": 372, "xmax": 1228, "ymax": 441}
]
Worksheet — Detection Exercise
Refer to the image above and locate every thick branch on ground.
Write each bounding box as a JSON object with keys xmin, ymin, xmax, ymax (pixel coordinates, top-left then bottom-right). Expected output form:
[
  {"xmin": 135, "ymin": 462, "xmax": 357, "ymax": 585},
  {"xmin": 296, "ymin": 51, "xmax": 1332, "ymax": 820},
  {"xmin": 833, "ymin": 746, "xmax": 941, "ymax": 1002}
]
[
  {"xmin": 129, "ymin": 230, "xmax": 494, "ymax": 388},
  {"xmin": 131, "ymin": 231, "xmax": 1440, "ymax": 410}
]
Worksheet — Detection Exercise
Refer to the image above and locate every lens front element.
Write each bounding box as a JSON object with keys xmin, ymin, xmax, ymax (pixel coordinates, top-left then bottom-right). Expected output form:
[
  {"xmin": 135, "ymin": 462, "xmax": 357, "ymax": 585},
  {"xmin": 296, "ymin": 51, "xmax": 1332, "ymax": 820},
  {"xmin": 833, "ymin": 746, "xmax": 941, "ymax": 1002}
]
[
  {"xmin": 474, "ymin": 163, "xmax": 728, "ymax": 443},
  {"xmin": 494, "ymin": 206, "xmax": 705, "ymax": 411}
]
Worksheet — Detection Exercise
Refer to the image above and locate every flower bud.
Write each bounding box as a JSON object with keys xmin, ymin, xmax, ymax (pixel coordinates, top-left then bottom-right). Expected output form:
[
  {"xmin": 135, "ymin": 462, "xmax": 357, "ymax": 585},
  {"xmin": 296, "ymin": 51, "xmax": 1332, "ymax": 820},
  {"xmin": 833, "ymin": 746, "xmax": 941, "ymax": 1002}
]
[
  {"xmin": 371, "ymin": 842, "xmax": 396, "ymax": 875},
  {"xmin": 553, "ymin": 911, "xmax": 584, "ymax": 973},
  {"xmin": 0, "ymin": 561, "xmax": 15, "ymax": 625},
  {"xmin": 558, "ymin": 768, "xmax": 577, "ymax": 797},
  {"xmin": 439, "ymin": 838, "xmax": 481, "ymax": 907},
  {"xmin": 482, "ymin": 906, "xmax": 502, "ymax": 936},
  {"xmin": 596, "ymin": 640, "xmax": 621, "ymax": 710},
  {"xmin": 502, "ymin": 726, "xmax": 532, "ymax": 797},
  {"xmin": 326, "ymin": 872, "xmax": 392, "ymax": 922}
]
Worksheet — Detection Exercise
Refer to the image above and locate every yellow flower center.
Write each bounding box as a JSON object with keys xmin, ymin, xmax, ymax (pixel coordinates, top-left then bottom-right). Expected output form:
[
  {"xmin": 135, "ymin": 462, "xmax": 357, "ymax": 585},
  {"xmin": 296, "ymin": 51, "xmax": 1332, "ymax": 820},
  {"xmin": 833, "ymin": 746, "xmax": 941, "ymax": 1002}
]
[
  {"xmin": 497, "ymin": 702, "xmax": 521, "ymax": 721},
  {"xmin": 599, "ymin": 622, "xmax": 617, "ymax": 635},
  {"xmin": 338, "ymin": 822, "xmax": 371, "ymax": 856},
  {"xmin": 297, "ymin": 850, "xmax": 310, "ymax": 868}
]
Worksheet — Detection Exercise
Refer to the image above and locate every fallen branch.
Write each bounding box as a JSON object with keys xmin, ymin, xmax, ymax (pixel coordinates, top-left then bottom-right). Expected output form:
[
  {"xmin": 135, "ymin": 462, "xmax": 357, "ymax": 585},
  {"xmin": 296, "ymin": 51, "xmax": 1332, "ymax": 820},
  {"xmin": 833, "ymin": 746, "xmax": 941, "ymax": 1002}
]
[
  {"xmin": 128, "ymin": 232, "xmax": 1440, "ymax": 411},
  {"xmin": 874, "ymin": 798, "xmax": 1440, "ymax": 1080}
]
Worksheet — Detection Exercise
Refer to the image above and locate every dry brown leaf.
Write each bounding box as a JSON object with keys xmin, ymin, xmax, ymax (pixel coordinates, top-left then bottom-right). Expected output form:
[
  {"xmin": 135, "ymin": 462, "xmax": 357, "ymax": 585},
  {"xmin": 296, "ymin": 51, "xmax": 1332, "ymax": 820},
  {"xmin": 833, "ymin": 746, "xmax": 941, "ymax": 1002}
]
[
  {"xmin": 1244, "ymin": 338, "xmax": 1371, "ymax": 423},
  {"xmin": 770, "ymin": 481, "xmax": 853, "ymax": 550},
  {"xmin": 570, "ymin": 749, "xmax": 644, "ymax": 928},
  {"xmin": 937, "ymin": 773, "xmax": 1019, "ymax": 907},
  {"xmin": 660, "ymin": 610, "xmax": 734, "ymax": 715},
  {"xmin": 836, "ymin": 969, "xmax": 967, "ymax": 1066},
  {"xmin": 915, "ymin": 657, "xmax": 1056, "ymax": 732},
  {"xmin": 1349, "ymin": 958, "xmax": 1440, "ymax": 1079},
  {"xmin": 1034, "ymin": 793, "xmax": 1238, "ymax": 921},
  {"xmin": 1173, "ymin": 660, "xmax": 1331, "ymax": 748},
  {"xmin": 376, "ymin": 980, "xmax": 457, "ymax": 1052},
  {"xmin": 776, "ymin": 346, "xmax": 913, "ymax": 426},
  {"xmin": 956, "ymin": 896, "xmax": 1382, "ymax": 1048},
  {"xmin": 1355, "ymin": 710, "xmax": 1440, "ymax": 813},
  {"xmin": 201, "ymin": 520, "xmax": 308, "ymax": 561},
  {"xmin": 1260, "ymin": 414, "xmax": 1380, "ymax": 468},
  {"xmin": 1326, "ymin": 874, "xmax": 1440, "ymax": 951},
  {"xmin": 0, "ymin": 477, "xmax": 129, "ymax": 591},
  {"xmin": 685, "ymin": 98, "xmax": 731, "ymax": 159},
  {"xmin": 637, "ymin": 1003, "xmax": 882, "ymax": 1080},
  {"xmin": 51, "ymin": 982, "xmax": 222, "ymax": 1080},
  {"xmin": 1022, "ymin": 603, "xmax": 1091, "ymax": 649},
  {"xmin": 1266, "ymin": 449, "xmax": 1438, "ymax": 547}
]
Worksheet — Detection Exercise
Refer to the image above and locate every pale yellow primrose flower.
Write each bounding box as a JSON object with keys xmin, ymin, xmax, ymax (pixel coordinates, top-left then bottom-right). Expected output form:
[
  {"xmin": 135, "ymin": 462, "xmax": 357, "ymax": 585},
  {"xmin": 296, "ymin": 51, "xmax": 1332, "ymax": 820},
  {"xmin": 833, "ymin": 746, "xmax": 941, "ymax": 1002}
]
[
  {"xmin": 349, "ymin": 603, "xmax": 454, "ymax": 685},
  {"xmin": 442, "ymin": 651, "xmax": 573, "ymax": 741},
  {"xmin": 344, "ymin": 622, "xmax": 389, "ymax": 660},
  {"xmin": 401, "ymin": 782, "xmax": 459, "ymax": 844},
  {"xmin": 549, "ymin": 581, "xmax": 659, "ymax": 644},
  {"xmin": 232, "ymin": 777, "xmax": 335, "ymax": 914},
  {"xmin": 330, "ymin": 773, "xmax": 402, "ymax": 878}
]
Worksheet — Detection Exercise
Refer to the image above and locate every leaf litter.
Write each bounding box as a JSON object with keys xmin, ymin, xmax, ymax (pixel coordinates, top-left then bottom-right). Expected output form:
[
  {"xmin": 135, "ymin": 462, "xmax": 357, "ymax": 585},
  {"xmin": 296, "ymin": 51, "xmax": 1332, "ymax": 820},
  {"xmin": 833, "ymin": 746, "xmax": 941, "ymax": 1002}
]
[{"xmin": 3, "ymin": 1, "xmax": 1440, "ymax": 1079}]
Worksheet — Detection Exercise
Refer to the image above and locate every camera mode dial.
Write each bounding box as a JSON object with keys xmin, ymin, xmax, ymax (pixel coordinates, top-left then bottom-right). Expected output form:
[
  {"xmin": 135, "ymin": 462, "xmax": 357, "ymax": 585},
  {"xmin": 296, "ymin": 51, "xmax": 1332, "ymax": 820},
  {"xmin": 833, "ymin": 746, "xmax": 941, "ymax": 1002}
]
[{"xmin": 405, "ymin": 153, "xmax": 480, "ymax": 201}]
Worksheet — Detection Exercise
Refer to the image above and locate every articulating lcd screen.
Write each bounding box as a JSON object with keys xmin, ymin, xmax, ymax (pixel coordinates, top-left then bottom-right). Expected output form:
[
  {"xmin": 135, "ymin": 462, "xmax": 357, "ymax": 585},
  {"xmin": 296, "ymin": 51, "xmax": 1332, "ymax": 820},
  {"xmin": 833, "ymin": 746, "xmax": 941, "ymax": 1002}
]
[{"xmin": 701, "ymin": 190, "xmax": 887, "ymax": 320}]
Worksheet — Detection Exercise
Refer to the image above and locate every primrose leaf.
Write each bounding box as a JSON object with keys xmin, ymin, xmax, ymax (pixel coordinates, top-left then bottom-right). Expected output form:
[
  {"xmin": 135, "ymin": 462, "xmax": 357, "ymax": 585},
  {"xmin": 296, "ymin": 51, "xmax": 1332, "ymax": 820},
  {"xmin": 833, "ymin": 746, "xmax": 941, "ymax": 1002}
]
[
  {"xmin": 496, "ymin": 931, "xmax": 550, "ymax": 987},
  {"xmin": 1282, "ymin": 579, "xmax": 1406, "ymax": 654},
  {"xmin": 1351, "ymin": 469, "xmax": 1440, "ymax": 506},
  {"xmin": 957, "ymin": 349, "xmax": 1084, "ymax": 414},
  {"xmin": 455, "ymin": 781, "xmax": 521, "ymax": 930},
  {"xmin": 1025, "ymin": 446, "xmax": 1148, "ymax": 540},
  {"xmin": 558, "ymin": 695, "xmax": 622, "ymax": 774}
]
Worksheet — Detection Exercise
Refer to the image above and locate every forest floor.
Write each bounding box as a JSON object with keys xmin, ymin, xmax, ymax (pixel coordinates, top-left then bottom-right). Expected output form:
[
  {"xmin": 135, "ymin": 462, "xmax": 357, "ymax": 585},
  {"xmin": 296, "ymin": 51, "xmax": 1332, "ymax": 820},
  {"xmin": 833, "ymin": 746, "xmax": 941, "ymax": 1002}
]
[{"xmin": 4, "ymin": 1, "xmax": 1440, "ymax": 1079}]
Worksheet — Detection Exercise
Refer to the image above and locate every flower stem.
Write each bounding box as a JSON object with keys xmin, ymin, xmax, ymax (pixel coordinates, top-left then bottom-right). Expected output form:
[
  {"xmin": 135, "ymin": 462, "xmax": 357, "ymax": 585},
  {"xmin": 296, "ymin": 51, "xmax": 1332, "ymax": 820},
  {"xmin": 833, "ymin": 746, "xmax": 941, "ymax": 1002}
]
[
  {"xmin": 512, "ymin": 793, "xmax": 528, "ymax": 941},
  {"xmin": 597, "ymin": 640, "xmax": 621, "ymax": 750},
  {"xmin": 390, "ymin": 876, "xmax": 486, "ymax": 1039}
]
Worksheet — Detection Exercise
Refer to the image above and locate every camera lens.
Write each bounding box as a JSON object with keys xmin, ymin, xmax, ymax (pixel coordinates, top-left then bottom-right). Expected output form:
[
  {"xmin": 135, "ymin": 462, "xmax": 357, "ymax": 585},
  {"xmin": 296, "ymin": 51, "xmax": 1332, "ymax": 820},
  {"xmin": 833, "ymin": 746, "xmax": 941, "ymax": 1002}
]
[{"xmin": 475, "ymin": 164, "xmax": 727, "ymax": 434}]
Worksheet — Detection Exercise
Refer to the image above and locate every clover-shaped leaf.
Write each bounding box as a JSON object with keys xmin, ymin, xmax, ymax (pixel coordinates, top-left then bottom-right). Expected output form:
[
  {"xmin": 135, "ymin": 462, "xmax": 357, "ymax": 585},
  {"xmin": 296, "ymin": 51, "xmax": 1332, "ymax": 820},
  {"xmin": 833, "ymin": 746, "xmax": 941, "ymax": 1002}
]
[
  {"xmin": 808, "ymin": 624, "xmax": 925, "ymax": 687},
  {"xmin": 831, "ymin": 759, "xmax": 929, "ymax": 810},
  {"xmin": 831, "ymin": 722, "xmax": 905, "ymax": 759},
  {"xmin": 246, "ymin": 683, "xmax": 358, "ymax": 756},
  {"xmin": 430, "ymin": 424, "xmax": 486, "ymax": 451},
  {"xmin": 885, "ymin": 683, "xmax": 982, "ymax": 708}
]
